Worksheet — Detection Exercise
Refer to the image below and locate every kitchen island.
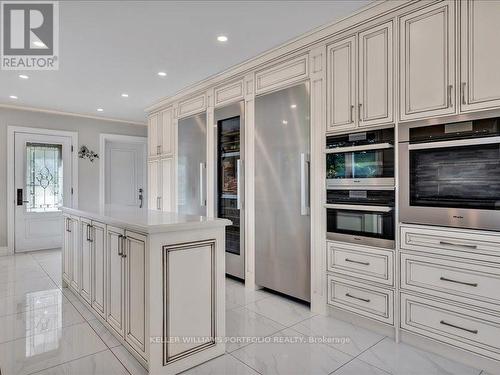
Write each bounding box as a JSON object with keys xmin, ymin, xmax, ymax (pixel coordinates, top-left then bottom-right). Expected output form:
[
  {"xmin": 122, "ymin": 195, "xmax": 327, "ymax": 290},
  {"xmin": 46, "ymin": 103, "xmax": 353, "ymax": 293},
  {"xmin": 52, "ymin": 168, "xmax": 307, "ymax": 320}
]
[{"xmin": 61, "ymin": 205, "xmax": 230, "ymax": 374}]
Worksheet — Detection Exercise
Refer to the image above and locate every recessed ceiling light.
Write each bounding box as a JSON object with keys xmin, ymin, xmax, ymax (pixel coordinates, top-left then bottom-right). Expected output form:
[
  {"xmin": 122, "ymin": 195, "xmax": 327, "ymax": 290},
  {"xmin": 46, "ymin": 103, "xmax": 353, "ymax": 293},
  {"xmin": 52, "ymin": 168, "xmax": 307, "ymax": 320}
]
[
  {"xmin": 33, "ymin": 41, "xmax": 46, "ymax": 47},
  {"xmin": 9, "ymin": 95, "xmax": 18, "ymax": 99},
  {"xmin": 282, "ymin": 120, "xmax": 288, "ymax": 125},
  {"xmin": 121, "ymin": 93, "xmax": 129, "ymax": 98},
  {"xmin": 97, "ymin": 108, "xmax": 104, "ymax": 112},
  {"xmin": 19, "ymin": 74, "xmax": 29, "ymax": 79},
  {"xmin": 157, "ymin": 71, "xmax": 167, "ymax": 77},
  {"xmin": 290, "ymin": 104, "xmax": 297, "ymax": 109},
  {"xmin": 217, "ymin": 35, "xmax": 228, "ymax": 42}
]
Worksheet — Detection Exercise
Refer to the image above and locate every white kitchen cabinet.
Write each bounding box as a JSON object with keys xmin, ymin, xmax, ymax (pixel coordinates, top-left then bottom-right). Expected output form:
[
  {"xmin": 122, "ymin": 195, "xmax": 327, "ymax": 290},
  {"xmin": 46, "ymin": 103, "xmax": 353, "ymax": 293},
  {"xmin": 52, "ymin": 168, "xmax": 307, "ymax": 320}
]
[
  {"xmin": 124, "ymin": 230, "xmax": 147, "ymax": 358},
  {"xmin": 148, "ymin": 112, "xmax": 160, "ymax": 157},
  {"xmin": 399, "ymin": 1, "xmax": 456, "ymax": 121},
  {"xmin": 358, "ymin": 21, "xmax": 393, "ymax": 127},
  {"xmin": 160, "ymin": 157, "xmax": 175, "ymax": 212},
  {"xmin": 69, "ymin": 217, "xmax": 80, "ymax": 293},
  {"xmin": 148, "ymin": 159, "xmax": 161, "ymax": 210},
  {"xmin": 327, "ymin": 35, "xmax": 357, "ymax": 132},
  {"xmin": 327, "ymin": 21, "xmax": 393, "ymax": 132},
  {"xmin": 62, "ymin": 215, "xmax": 76, "ymax": 286},
  {"xmin": 80, "ymin": 218, "xmax": 92, "ymax": 304},
  {"xmin": 106, "ymin": 225, "xmax": 125, "ymax": 337},
  {"xmin": 160, "ymin": 108, "xmax": 175, "ymax": 156},
  {"xmin": 91, "ymin": 221, "xmax": 106, "ymax": 318},
  {"xmin": 460, "ymin": 0, "xmax": 500, "ymax": 112}
]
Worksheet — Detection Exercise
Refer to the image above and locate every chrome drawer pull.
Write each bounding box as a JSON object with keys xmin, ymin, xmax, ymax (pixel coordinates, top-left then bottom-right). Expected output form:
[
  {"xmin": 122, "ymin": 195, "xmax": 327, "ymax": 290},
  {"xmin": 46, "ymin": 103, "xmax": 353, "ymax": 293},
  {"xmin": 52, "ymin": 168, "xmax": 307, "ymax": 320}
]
[
  {"xmin": 440, "ymin": 277, "xmax": 478, "ymax": 287},
  {"xmin": 440, "ymin": 320, "xmax": 478, "ymax": 335},
  {"xmin": 345, "ymin": 293, "xmax": 370, "ymax": 303},
  {"xmin": 345, "ymin": 258, "xmax": 370, "ymax": 266},
  {"xmin": 439, "ymin": 241, "xmax": 477, "ymax": 250}
]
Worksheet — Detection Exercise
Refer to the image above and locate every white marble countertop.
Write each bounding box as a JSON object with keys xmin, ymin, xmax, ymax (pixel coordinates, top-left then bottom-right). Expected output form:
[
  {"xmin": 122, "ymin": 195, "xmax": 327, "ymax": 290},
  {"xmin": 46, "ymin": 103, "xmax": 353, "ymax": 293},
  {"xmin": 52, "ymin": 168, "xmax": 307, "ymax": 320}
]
[{"xmin": 62, "ymin": 205, "xmax": 231, "ymax": 234}]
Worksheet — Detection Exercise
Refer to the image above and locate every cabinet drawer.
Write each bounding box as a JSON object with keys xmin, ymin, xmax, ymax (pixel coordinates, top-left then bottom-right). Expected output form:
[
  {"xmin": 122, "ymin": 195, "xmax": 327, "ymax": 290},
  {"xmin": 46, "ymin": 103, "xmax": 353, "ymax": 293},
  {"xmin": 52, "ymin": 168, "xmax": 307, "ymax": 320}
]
[
  {"xmin": 401, "ymin": 253, "xmax": 500, "ymax": 307},
  {"xmin": 401, "ymin": 293, "xmax": 500, "ymax": 360},
  {"xmin": 327, "ymin": 275, "xmax": 393, "ymax": 324},
  {"xmin": 400, "ymin": 225, "xmax": 500, "ymax": 262},
  {"xmin": 327, "ymin": 242, "xmax": 393, "ymax": 286}
]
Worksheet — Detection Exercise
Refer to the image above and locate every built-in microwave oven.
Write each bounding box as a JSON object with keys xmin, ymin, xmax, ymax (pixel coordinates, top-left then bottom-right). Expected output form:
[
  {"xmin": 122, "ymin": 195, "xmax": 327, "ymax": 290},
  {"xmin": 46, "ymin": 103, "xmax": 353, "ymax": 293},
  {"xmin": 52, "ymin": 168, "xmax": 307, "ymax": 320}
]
[
  {"xmin": 326, "ymin": 189, "xmax": 395, "ymax": 249},
  {"xmin": 399, "ymin": 117, "xmax": 500, "ymax": 231},
  {"xmin": 326, "ymin": 129, "xmax": 394, "ymax": 189}
]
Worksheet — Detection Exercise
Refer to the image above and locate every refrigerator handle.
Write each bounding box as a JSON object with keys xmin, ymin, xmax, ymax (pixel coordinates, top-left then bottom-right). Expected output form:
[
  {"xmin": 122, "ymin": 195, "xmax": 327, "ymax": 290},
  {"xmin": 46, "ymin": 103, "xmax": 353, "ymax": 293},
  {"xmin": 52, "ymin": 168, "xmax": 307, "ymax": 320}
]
[
  {"xmin": 236, "ymin": 159, "xmax": 242, "ymax": 210},
  {"xmin": 300, "ymin": 153, "xmax": 310, "ymax": 216},
  {"xmin": 199, "ymin": 162, "xmax": 206, "ymax": 207}
]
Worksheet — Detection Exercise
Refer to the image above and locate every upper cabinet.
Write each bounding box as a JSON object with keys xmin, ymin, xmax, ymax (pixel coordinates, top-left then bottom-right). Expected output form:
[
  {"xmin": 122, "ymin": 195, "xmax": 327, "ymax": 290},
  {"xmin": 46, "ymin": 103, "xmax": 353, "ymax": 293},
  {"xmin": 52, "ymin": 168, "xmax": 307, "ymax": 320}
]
[
  {"xmin": 327, "ymin": 21, "xmax": 393, "ymax": 133},
  {"xmin": 399, "ymin": 1, "xmax": 456, "ymax": 121},
  {"xmin": 148, "ymin": 108, "xmax": 174, "ymax": 158},
  {"xmin": 460, "ymin": 0, "xmax": 500, "ymax": 112}
]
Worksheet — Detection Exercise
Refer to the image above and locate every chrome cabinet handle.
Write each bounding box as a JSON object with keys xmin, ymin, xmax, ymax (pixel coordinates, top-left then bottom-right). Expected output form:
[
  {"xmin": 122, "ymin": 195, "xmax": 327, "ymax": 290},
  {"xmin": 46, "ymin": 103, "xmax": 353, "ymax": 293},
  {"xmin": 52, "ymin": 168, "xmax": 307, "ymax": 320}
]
[
  {"xmin": 350, "ymin": 105, "xmax": 354, "ymax": 123},
  {"xmin": 447, "ymin": 84, "xmax": 453, "ymax": 107},
  {"xmin": 121, "ymin": 236, "xmax": 127, "ymax": 258},
  {"xmin": 86, "ymin": 224, "xmax": 90, "ymax": 242},
  {"xmin": 300, "ymin": 153, "xmax": 310, "ymax": 216},
  {"xmin": 138, "ymin": 188, "xmax": 144, "ymax": 209},
  {"xmin": 440, "ymin": 276, "xmax": 477, "ymax": 287},
  {"xmin": 199, "ymin": 162, "xmax": 206, "ymax": 207},
  {"xmin": 156, "ymin": 196, "xmax": 162, "ymax": 210},
  {"xmin": 67, "ymin": 219, "xmax": 72, "ymax": 233},
  {"xmin": 89, "ymin": 225, "xmax": 94, "ymax": 243},
  {"xmin": 461, "ymin": 82, "xmax": 467, "ymax": 105},
  {"xmin": 236, "ymin": 159, "xmax": 242, "ymax": 210},
  {"xmin": 345, "ymin": 258, "xmax": 370, "ymax": 266},
  {"xmin": 156, "ymin": 145, "xmax": 161, "ymax": 155},
  {"xmin": 118, "ymin": 235, "xmax": 124, "ymax": 257},
  {"xmin": 358, "ymin": 103, "xmax": 362, "ymax": 122},
  {"xmin": 345, "ymin": 293, "xmax": 370, "ymax": 303},
  {"xmin": 440, "ymin": 320, "xmax": 478, "ymax": 334},
  {"xmin": 439, "ymin": 241, "xmax": 477, "ymax": 250}
]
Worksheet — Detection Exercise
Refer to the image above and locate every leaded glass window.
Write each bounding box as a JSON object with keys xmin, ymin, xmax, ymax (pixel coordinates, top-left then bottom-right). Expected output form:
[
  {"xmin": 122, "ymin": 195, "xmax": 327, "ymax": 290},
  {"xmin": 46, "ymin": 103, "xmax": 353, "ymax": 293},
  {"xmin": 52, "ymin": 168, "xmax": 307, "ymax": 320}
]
[{"xmin": 26, "ymin": 143, "xmax": 63, "ymax": 212}]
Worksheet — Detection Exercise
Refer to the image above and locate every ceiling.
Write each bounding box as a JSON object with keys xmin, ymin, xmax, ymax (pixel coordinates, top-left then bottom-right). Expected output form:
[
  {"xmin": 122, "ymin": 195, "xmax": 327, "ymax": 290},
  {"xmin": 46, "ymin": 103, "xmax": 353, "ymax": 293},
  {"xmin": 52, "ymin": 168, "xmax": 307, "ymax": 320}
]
[{"xmin": 0, "ymin": 0, "xmax": 371, "ymax": 124}]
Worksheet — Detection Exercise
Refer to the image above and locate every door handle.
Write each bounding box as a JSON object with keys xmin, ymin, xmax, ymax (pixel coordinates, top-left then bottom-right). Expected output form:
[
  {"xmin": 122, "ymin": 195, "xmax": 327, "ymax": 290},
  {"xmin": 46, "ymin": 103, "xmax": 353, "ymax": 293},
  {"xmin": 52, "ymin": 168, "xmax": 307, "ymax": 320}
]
[
  {"xmin": 156, "ymin": 196, "xmax": 162, "ymax": 210},
  {"xmin": 118, "ymin": 234, "xmax": 123, "ymax": 257},
  {"xmin": 138, "ymin": 188, "xmax": 144, "ymax": 209},
  {"xmin": 461, "ymin": 82, "xmax": 467, "ymax": 105},
  {"xmin": 86, "ymin": 224, "xmax": 90, "ymax": 242},
  {"xmin": 199, "ymin": 162, "xmax": 206, "ymax": 207},
  {"xmin": 236, "ymin": 159, "xmax": 242, "ymax": 210},
  {"xmin": 300, "ymin": 153, "xmax": 310, "ymax": 216},
  {"xmin": 121, "ymin": 236, "xmax": 127, "ymax": 258}
]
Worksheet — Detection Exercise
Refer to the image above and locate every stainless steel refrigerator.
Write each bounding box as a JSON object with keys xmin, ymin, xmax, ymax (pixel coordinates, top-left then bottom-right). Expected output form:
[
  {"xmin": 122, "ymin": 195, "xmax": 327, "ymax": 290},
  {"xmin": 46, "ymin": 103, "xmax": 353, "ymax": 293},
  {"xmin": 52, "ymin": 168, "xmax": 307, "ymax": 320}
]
[
  {"xmin": 177, "ymin": 112, "xmax": 207, "ymax": 216},
  {"xmin": 255, "ymin": 83, "xmax": 311, "ymax": 302},
  {"xmin": 215, "ymin": 102, "xmax": 245, "ymax": 279}
]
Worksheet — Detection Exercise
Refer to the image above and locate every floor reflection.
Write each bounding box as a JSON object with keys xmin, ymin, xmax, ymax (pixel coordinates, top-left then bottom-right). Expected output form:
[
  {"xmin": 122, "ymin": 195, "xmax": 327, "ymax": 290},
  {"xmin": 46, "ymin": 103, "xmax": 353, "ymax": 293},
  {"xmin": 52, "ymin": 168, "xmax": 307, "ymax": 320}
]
[{"xmin": 25, "ymin": 289, "xmax": 62, "ymax": 357}]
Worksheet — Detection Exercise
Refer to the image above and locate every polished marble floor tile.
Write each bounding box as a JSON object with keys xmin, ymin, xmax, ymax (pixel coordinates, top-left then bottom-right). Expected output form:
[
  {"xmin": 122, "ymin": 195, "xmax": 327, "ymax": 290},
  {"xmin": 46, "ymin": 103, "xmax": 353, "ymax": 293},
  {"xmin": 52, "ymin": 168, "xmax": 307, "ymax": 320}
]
[
  {"xmin": 291, "ymin": 315, "xmax": 385, "ymax": 357},
  {"xmin": 226, "ymin": 306, "xmax": 286, "ymax": 352},
  {"xmin": 0, "ymin": 295, "xmax": 84, "ymax": 344},
  {"xmin": 226, "ymin": 279, "xmax": 272, "ymax": 310},
  {"xmin": 0, "ymin": 321, "xmax": 107, "ymax": 375},
  {"xmin": 181, "ymin": 354, "xmax": 260, "ymax": 375},
  {"xmin": 111, "ymin": 345, "xmax": 148, "ymax": 375},
  {"xmin": 34, "ymin": 349, "xmax": 129, "ymax": 375},
  {"xmin": 0, "ymin": 264, "xmax": 48, "ymax": 285},
  {"xmin": 0, "ymin": 276, "xmax": 58, "ymax": 298},
  {"xmin": 245, "ymin": 294, "xmax": 315, "ymax": 327},
  {"xmin": 88, "ymin": 318, "xmax": 122, "ymax": 349},
  {"xmin": 358, "ymin": 337, "xmax": 482, "ymax": 375},
  {"xmin": 332, "ymin": 358, "xmax": 390, "ymax": 374},
  {"xmin": 231, "ymin": 328, "xmax": 352, "ymax": 375},
  {"xmin": 62, "ymin": 288, "xmax": 97, "ymax": 321},
  {"xmin": 0, "ymin": 288, "xmax": 64, "ymax": 318}
]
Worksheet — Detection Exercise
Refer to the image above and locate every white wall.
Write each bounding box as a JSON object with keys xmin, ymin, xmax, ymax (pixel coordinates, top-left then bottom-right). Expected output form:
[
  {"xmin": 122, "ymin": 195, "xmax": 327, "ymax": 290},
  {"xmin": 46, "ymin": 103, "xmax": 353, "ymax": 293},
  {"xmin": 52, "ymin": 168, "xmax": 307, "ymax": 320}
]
[{"xmin": 0, "ymin": 107, "xmax": 147, "ymax": 248}]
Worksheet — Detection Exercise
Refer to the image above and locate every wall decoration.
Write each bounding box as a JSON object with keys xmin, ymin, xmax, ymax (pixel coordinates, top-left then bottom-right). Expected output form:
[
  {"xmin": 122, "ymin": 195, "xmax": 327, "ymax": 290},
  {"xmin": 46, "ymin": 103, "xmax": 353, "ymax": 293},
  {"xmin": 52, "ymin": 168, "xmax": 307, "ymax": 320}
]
[{"xmin": 78, "ymin": 145, "xmax": 99, "ymax": 162}]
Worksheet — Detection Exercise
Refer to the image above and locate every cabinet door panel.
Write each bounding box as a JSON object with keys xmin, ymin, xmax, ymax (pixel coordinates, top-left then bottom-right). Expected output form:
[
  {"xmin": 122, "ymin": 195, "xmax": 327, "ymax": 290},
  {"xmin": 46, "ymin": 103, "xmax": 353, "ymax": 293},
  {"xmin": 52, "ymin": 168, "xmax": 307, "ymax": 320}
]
[
  {"xmin": 106, "ymin": 226, "xmax": 124, "ymax": 336},
  {"xmin": 327, "ymin": 36, "xmax": 357, "ymax": 132},
  {"xmin": 70, "ymin": 217, "xmax": 80, "ymax": 292},
  {"xmin": 161, "ymin": 158, "xmax": 174, "ymax": 212},
  {"xmin": 400, "ymin": 1, "xmax": 456, "ymax": 121},
  {"xmin": 161, "ymin": 108, "xmax": 174, "ymax": 156},
  {"xmin": 80, "ymin": 219, "xmax": 92, "ymax": 304},
  {"xmin": 359, "ymin": 22, "xmax": 393, "ymax": 127},
  {"xmin": 148, "ymin": 160, "xmax": 160, "ymax": 210},
  {"xmin": 148, "ymin": 113, "xmax": 159, "ymax": 157},
  {"xmin": 125, "ymin": 231, "xmax": 147, "ymax": 357},
  {"xmin": 91, "ymin": 221, "xmax": 106, "ymax": 318},
  {"xmin": 460, "ymin": 0, "xmax": 500, "ymax": 112},
  {"xmin": 62, "ymin": 216, "xmax": 72, "ymax": 284}
]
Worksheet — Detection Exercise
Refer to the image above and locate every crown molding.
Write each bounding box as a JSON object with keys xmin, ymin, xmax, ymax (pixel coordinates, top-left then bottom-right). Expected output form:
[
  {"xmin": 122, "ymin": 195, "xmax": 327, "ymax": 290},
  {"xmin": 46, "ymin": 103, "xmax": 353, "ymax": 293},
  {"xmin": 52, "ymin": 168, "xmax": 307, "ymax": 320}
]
[{"xmin": 0, "ymin": 103, "xmax": 147, "ymax": 126}]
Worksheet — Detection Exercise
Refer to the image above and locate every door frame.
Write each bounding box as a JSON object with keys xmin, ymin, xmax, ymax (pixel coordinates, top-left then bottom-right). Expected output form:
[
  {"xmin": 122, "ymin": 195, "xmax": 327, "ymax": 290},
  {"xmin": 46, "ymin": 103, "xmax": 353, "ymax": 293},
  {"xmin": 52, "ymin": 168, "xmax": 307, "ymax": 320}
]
[
  {"xmin": 7, "ymin": 126, "xmax": 78, "ymax": 255},
  {"xmin": 99, "ymin": 133, "xmax": 147, "ymax": 209}
]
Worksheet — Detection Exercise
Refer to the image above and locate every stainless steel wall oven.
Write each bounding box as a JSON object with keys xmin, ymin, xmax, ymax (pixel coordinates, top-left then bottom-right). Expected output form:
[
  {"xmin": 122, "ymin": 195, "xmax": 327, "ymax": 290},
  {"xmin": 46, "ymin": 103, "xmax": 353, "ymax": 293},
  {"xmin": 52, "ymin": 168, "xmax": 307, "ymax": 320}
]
[
  {"xmin": 326, "ymin": 129, "xmax": 394, "ymax": 189},
  {"xmin": 399, "ymin": 117, "xmax": 500, "ymax": 231}
]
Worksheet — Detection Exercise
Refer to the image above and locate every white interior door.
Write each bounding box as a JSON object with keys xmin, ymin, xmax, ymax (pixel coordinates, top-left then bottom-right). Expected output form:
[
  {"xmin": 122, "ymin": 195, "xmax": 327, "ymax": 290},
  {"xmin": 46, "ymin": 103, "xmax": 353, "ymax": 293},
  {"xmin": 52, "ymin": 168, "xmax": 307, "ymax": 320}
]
[
  {"xmin": 14, "ymin": 132, "xmax": 73, "ymax": 252},
  {"xmin": 105, "ymin": 140, "xmax": 146, "ymax": 208}
]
